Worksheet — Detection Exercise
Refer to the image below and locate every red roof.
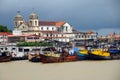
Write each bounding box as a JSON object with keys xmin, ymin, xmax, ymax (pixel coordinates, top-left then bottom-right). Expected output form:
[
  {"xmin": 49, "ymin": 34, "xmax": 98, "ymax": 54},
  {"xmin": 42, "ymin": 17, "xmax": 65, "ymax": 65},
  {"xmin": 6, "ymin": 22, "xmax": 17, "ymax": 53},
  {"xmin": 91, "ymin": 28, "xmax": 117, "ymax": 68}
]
[
  {"xmin": 86, "ymin": 31, "xmax": 95, "ymax": 34},
  {"xmin": 8, "ymin": 34, "xmax": 30, "ymax": 37},
  {"xmin": 0, "ymin": 32, "xmax": 12, "ymax": 35},
  {"xmin": 39, "ymin": 21, "xmax": 65, "ymax": 27},
  {"xmin": 55, "ymin": 22, "xmax": 65, "ymax": 27}
]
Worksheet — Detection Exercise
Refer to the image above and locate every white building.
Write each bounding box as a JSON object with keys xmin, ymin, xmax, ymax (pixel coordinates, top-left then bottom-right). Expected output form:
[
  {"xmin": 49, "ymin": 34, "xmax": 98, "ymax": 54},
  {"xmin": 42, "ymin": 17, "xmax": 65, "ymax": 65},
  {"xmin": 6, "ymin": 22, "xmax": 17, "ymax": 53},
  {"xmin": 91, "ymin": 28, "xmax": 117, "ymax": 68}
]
[
  {"xmin": 74, "ymin": 30, "xmax": 97, "ymax": 41},
  {"xmin": 0, "ymin": 32, "xmax": 12, "ymax": 45},
  {"xmin": 13, "ymin": 12, "xmax": 73, "ymax": 42}
]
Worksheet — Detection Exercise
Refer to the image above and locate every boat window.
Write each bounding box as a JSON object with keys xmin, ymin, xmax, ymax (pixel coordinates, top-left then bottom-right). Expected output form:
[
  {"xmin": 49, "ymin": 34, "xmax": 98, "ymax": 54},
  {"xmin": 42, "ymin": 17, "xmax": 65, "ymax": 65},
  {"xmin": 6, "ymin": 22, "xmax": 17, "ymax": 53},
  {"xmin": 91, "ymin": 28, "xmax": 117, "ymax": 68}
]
[
  {"xmin": 0, "ymin": 48, "xmax": 3, "ymax": 50},
  {"xmin": 2, "ymin": 52, "xmax": 7, "ymax": 56},
  {"xmin": 24, "ymin": 49, "xmax": 30, "ymax": 52},
  {"xmin": 12, "ymin": 48, "xmax": 16, "ymax": 50},
  {"xmin": 32, "ymin": 49, "xmax": 40, "ymax": 51},
  {"xmin": 5, "ymin": 47, "xmax": 7, "ymax": 50},
  {"xmin": 18, "ymin": 48, "xmax": 23, "ymax": 52}
]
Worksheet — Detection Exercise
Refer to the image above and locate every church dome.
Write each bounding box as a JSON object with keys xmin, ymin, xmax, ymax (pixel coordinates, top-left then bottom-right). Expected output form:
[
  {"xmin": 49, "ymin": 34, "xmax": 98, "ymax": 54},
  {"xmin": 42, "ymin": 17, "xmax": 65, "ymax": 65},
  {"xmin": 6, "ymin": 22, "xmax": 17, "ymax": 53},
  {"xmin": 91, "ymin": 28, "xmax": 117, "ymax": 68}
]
[
  {"xmin": 14, "ymin": 14, "xmax": 23, "ymax": 21},
  {"xmin": 29, "ymin": 12, "xmax": 38, "ymax": 19}
]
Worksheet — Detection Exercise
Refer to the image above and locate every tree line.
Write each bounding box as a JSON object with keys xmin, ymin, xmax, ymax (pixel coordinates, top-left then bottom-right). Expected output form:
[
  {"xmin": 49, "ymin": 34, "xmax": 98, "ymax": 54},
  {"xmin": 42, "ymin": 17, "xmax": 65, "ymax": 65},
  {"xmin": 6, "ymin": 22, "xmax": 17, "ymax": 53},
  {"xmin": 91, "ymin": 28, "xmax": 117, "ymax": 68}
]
[
  {"xmin": 0, "ymin": 25, "xmax": 12, "ymax": 32},
  {"xmin": 17, "ymin": 42, "xmax": 53, "ymax": 47}
]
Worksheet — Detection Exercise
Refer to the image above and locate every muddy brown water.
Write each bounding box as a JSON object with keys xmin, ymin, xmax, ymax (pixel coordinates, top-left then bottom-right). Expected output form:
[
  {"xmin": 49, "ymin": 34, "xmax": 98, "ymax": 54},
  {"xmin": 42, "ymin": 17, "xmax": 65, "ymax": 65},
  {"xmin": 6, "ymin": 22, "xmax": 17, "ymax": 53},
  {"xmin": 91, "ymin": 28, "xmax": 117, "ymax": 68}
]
[{"xmin": 0, "ymin": 60, "xmax": 120, "ymax": 80}]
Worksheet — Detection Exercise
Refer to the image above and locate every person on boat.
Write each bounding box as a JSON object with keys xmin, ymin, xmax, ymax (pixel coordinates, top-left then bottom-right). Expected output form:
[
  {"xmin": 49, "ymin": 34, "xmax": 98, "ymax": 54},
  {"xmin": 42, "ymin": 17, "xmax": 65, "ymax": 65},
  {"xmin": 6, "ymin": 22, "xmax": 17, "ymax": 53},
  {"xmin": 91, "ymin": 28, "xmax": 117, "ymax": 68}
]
[
  {"xmin": 103, "ymin": 47, "xmax": 108, "ymax": 51},
  {"xmin": 68, "ymin": 48, "xmax": 74, "ymax": 56},
  {"xmin": 39, "ymin": 48, "xmax": 44, "ymax": 55},
  {"xmin": 57, "ymin": 47, "xmax": 62, "ymax": 53},
  {"xmin": 60, "ymin": 47, "xmax": 69, "ymax": 61}
]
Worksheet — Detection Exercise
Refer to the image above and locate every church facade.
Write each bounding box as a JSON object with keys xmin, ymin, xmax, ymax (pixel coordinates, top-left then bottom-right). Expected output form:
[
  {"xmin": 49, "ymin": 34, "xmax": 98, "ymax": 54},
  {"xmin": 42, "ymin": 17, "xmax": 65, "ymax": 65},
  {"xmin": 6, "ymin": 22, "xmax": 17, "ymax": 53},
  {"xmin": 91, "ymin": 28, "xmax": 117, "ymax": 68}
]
[{"xmin": 13, "ymin": 12, "xmax": 74, "ymax": 42}]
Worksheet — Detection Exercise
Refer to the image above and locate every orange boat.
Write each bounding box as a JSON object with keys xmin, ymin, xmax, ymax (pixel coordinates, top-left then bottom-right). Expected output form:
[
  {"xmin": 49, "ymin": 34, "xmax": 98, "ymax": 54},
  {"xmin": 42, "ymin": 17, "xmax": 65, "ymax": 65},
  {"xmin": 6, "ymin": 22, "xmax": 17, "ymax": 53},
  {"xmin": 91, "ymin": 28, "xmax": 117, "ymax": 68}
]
[{"xmin": 41, "ymin": 47, "xmax": 77, "ymax": 63}]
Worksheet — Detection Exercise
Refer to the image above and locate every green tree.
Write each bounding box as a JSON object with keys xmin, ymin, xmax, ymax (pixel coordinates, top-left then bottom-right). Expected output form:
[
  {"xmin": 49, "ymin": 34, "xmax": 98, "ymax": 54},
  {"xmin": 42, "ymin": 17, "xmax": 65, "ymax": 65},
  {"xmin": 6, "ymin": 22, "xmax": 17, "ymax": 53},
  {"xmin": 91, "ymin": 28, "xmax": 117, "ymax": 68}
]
[
  {"xmin": 0, "ymin": 25, "xmax": 12, "ymax": 32},
  {"xmin": 17, "ymin": 41, "xmax": 53, "ymax": 47}
]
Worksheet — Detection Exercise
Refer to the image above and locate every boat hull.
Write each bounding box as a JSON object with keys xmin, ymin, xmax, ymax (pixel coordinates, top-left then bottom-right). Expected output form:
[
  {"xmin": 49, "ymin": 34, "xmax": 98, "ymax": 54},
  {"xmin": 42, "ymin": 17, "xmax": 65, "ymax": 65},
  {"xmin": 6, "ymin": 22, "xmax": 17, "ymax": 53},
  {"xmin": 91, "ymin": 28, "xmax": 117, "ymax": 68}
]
[
  {"xmin": 0, "ymin": 56, "xmax": 11, "ymax": 62},
  {"xmin": 77, "ymin": 50, "xmax": 89, "ymax": 60},
  {"xmin": 88, "ymin": 53, "xmax": 111, "ymax": 60},
  {"xmin": 11, "ymin": 56, "xmax": 28, "ymax": 60},
  {"xmin": 108, "ymin": 50, "xmax": 120, "ymax": 59},
  {"xmin": 65, "ymin": 56, "xmax": 78, "ymax": 62},
  {"xmin": 29, "ymin": 57, "xmax": 41, "ymax": 62},
  {"xmin": 41, "ymin": 54, "xmax": 77, "ymax": 63},
  {"xmin": 28, "ymin": 54, "xmax": 41, "ymax": 62},
  {"xmin": 41, "ymin": 55, "xmax": 60, "ymax": 63},
  {"xmin": 77, "ymin": 54, "xmax": 88, "ymax": 60}
]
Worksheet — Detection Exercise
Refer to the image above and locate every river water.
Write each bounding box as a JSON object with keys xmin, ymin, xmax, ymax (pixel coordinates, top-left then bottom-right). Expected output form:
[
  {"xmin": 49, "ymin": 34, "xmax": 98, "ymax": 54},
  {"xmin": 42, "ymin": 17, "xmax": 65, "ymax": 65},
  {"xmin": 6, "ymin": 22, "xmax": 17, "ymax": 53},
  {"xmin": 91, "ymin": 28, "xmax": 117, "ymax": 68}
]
[{"xmin": 0, "ymin": 60, "xmax": 120, "ymax": 80}]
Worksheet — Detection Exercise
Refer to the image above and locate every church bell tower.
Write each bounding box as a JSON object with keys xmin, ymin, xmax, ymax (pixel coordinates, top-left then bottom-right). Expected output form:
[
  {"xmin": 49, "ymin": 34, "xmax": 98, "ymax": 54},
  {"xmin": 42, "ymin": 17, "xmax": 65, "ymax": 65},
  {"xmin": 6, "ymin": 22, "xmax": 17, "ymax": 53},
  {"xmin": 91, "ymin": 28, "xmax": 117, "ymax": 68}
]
[{"xmin": 14, "ymin": 11, "xmax": 24, "ymax": 30}]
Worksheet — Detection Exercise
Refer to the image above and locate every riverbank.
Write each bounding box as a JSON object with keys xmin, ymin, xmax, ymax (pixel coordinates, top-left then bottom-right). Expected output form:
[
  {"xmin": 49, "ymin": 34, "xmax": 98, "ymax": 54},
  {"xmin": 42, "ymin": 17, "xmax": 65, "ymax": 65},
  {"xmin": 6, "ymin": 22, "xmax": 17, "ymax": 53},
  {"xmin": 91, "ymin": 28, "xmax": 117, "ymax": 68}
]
[{"xmin": 0, "ymin": 60, "xmax": 120, "ymax": 80}]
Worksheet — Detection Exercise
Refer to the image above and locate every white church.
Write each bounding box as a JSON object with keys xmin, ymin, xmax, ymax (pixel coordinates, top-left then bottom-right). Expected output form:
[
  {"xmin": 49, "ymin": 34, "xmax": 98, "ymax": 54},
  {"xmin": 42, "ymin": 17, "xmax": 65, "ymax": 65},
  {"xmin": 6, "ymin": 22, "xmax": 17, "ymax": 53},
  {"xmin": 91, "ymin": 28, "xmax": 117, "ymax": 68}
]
[{"xmin": 13, "ymin": 12, "xmax": 75, "ymax": 42}]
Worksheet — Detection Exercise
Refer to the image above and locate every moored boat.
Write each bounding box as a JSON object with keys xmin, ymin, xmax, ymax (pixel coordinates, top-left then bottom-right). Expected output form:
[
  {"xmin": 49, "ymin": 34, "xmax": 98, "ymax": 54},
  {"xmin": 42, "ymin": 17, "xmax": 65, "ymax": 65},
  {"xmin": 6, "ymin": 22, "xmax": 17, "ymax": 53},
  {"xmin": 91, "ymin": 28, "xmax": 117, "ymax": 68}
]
[
  {"xmin": 41, "ymin": 47, "xmax": 78, "ymax": 63},
  {"xmin": 40, "ymin": 47, "xmax": 61, "ymax": 63},
  {"xmin": 0, "ymin": 51, "xmax": 11, "ymax": 62},
  {"xmin": 41, "ymin": 53, "xmax": 61, "ymax": 63},
  {"xmin": 28, "ymin": 49, "xmax": 41, "ymax": 62},
  {"xmin": 11, "ymin": 51, "xmax": 28, "ymax": 60},
  {"xmin": 77, "ymin": 49, "xmax": 89, "ymax": 60},
  {"xmin": 88, "ymin": 49, "xmax": 111, "ymax": 60},
  {"xmin": 65, "ymin": 55, "xmax": 78, "ymax": 62},
  {"xmin": 108, "ymin": 49, "xmax": 120, "ymax": 59}
]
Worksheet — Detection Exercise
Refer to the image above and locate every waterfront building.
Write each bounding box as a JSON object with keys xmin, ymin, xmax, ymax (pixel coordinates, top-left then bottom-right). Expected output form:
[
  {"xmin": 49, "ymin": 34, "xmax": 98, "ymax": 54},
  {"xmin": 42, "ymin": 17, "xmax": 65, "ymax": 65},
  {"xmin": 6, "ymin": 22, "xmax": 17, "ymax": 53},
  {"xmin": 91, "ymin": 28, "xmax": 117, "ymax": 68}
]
[
  {"xmin": 13, "ymin": 12, "xmax": 73, "ymax": 42},
  {"xmin": 74, "ymin": 31, "xmax": 97, "ymax": 41},
  {"xmin": 10, "ymin": 11, "xmax": 98, "ymax": 43},
  {"xmin": 0, "ymin": 32, "xmax": 12, "ymax": 45},
  {"xmin": 107, "ymin": 32, "xmax": 120, "ymax": 43}
]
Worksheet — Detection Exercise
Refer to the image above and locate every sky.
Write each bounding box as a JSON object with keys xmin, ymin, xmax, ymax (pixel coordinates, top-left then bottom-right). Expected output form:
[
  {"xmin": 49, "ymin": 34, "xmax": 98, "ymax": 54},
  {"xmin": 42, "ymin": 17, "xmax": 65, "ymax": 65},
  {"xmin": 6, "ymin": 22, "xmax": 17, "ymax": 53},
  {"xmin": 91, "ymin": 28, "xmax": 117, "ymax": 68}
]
[{"xmin": 0, "ymin": 0, "xmax": 120, "ymax": 36}]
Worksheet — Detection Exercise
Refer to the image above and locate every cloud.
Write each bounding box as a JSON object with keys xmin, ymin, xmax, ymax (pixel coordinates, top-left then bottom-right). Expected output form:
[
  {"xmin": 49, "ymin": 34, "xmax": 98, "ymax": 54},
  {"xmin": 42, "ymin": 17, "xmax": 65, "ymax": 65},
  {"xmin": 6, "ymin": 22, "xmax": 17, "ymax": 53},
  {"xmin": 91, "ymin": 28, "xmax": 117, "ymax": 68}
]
[{"xmin": 0, "ymin": 0, "xmax": 120, "ymax": 36}]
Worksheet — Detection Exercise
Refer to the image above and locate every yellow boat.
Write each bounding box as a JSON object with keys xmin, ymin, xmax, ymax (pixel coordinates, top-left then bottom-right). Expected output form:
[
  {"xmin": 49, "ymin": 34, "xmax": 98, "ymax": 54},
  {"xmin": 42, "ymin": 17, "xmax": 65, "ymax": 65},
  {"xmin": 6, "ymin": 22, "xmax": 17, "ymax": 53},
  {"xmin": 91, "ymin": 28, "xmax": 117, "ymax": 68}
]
[
  {"xmin": 44, "ymin": 52, "xmax": 61, "ymax": 57},
  {"xmin": 89, "ymin": 49, "xmax": 111, "ymax": 60},
  {"xmin": 77, "ymin": 49, "xmax": 89, "ymax": 60},
  {"xmin": 79, "ymin": 49, "xmax": 88, "ymax": 55}
]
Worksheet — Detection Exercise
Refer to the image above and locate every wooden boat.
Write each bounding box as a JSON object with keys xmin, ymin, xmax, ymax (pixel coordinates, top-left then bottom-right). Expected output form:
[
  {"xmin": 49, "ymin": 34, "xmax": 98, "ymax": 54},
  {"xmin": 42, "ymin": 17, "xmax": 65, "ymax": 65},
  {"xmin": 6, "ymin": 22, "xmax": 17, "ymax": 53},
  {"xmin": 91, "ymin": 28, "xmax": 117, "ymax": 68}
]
[
  {"xmin": 0, "ymin": 51, "xmax": 11, "ymax": 62},
  {"xmin": 41, "ymin": 53, "xmax": 61, "ymax": 63},
  {"xmin": 41, "ymin": 47, "xmax": 78, "ymax": 63},
  {"xmin": 108, "ymin": 49, "xmax": 120, "ymax": 59},
  {"xmin": 41, "ymin": 53, "xmax": 78, "ymax": 63},
  {"xmin": 88, "ymin": 49, "xmax": 111, "ymax": 60},
  {"xmin": 28, "ymin": 49, "xmax": 41, "ymax": 62},
  {"xmin": 65, "ymin": 55, "xmax": 78, "ymax": 62},
  {"xmin": 77, "ymin": 49, "xmax": 89, "ymax": 60},
  {"xmin": 28, "ymin": 53, "xmax": 41, "ymax": 62}
]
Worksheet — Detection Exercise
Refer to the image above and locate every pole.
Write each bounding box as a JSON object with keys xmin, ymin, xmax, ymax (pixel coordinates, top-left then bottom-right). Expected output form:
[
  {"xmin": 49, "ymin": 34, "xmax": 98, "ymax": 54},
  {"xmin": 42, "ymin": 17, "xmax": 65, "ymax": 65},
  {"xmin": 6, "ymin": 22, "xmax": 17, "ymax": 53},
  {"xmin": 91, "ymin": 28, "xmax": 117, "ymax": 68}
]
[{"xmin": 84, "ymin": 33, "xmax": 86, "ymax": 49}]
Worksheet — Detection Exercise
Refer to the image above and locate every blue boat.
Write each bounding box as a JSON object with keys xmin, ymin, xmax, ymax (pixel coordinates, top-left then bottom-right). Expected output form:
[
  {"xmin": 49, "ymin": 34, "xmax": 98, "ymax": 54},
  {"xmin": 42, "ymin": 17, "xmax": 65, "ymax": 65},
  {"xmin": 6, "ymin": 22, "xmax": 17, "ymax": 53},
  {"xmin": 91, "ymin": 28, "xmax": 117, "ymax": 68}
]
[
  {"xmin": 74, "ymin": 47, "xmax": 88, "ymax": 60},
  {"xmin": 108, "ymin": 49, "xmax": 120, "ymax": 59},
  {"xmin": 77, "ymin": 52, "xmax": 88, "ymax": 60}
]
